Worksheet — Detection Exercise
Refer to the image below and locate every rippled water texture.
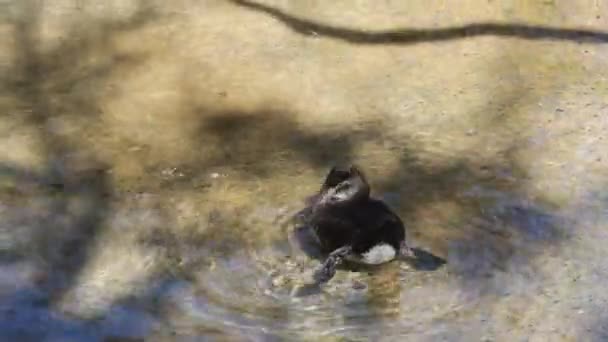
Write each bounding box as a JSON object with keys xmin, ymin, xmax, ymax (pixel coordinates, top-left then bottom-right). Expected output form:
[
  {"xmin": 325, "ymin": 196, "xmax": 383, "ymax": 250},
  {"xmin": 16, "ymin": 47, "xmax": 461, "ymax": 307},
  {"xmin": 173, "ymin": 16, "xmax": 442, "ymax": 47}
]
[{"xmin": 1, "ymin": 0, "xmax": 607, "ymax": 340}]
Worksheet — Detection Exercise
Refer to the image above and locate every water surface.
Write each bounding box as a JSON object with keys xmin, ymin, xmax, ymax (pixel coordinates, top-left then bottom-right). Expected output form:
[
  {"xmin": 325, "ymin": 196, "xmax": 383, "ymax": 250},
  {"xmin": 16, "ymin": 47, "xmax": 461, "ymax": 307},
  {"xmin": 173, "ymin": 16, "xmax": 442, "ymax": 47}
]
[{"xmin": 0, "ymin": 0, "xmax": 607, "ymax": 340}]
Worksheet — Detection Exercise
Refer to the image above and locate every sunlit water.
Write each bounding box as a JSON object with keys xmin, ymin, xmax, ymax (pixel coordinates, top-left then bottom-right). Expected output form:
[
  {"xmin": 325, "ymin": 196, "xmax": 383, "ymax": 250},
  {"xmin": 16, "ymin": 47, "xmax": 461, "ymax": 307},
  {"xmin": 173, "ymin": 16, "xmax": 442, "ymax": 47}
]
[{"xmin": 1, "ymin": 0, "xmax": 608, "ymax": 341}]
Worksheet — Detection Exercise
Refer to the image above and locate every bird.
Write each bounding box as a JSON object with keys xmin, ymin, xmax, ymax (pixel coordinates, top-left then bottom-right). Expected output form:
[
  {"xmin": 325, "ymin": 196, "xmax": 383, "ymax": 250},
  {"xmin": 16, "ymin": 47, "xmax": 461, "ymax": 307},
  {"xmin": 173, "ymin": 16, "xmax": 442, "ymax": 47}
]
[{"xmin": 301, "ymin": 165, "xmax": 414, "ymax": 284}]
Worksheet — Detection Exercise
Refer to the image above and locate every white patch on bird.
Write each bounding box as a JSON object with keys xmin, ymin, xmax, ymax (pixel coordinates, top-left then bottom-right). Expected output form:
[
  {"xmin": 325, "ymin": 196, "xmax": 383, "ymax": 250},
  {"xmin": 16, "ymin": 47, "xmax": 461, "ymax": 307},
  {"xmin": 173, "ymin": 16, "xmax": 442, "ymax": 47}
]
[{"xmin": 347, "ymin": 243, "xmax": 397, "ymax": 265}]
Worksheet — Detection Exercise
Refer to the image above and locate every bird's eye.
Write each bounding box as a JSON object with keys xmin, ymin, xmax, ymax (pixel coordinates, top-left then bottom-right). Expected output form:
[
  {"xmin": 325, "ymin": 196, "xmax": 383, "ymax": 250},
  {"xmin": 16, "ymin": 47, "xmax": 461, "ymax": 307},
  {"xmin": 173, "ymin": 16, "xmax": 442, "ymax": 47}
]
[{"xmin": 335, "ymin": 181, "xmax": 351, "ymax": 192}]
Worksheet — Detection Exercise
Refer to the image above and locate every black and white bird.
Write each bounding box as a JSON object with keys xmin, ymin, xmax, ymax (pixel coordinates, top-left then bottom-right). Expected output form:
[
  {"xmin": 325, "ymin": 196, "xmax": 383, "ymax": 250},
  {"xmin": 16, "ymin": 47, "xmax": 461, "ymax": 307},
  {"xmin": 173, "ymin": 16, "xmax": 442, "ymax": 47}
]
[{"xmin": 301, "ymin": 165, "xmax": 415, "ymax": 284}]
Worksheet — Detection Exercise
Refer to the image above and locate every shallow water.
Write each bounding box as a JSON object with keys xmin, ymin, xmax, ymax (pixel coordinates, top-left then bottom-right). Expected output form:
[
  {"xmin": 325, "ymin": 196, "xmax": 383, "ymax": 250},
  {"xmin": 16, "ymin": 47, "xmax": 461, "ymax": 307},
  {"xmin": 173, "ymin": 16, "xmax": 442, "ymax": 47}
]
[{"xmin": 1, "ymin": 0, "xmax": 608, "ymax": 341}]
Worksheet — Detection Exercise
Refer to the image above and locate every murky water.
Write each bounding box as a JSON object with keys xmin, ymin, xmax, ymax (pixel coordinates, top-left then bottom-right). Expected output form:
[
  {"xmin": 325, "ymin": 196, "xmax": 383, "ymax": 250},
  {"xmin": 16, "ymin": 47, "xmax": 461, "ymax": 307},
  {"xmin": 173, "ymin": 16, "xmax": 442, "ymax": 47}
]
[{"xmin": 1, "ymin": 0, "xmax": 608, "ymax": 341}]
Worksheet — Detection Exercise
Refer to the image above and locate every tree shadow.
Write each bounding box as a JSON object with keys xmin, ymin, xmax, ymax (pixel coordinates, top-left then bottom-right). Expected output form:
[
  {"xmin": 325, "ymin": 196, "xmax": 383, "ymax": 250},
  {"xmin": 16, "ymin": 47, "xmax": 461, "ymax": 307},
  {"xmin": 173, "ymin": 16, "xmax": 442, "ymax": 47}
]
[
  {"xmin": 588, "ymin": 316, "xmax": 608, "ymax": 342},
  {"xmin": 0, "ymin": 0, "xmax": 161, "ymax": 340},
  {"xmin": 373, "ymin": 143, "xmax": 568, "ymax": 298},
  {"xmin": 196, "ymin": 109, "xmax": 384, "ymax": 175},
  {"xmin": 229, "ymin": 0, "xmax": 608, "ymax": 45}
]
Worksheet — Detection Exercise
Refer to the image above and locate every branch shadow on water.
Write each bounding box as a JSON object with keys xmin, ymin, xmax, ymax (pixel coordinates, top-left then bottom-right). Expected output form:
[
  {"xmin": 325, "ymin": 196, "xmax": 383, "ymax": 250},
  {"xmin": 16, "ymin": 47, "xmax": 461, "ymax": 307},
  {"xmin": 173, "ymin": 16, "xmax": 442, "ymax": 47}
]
[
  {"xmin": 229, "ymin": 0, "xmax": 608, "ymax": 45},
  {"xmin": 0, "ymin": 0, "xmax": 160, "ymax": 340},
  {"xmin": 3, "ymin": 0, "xmax": 156, "ymax": 295},
  {"xmin": 376, "ymin": 145, "xmax": 569, "ymax": 298},
  {"xmin": 0, "ymin": 162, "xmax": 113, "ymax": 341},
  {"xmin": 196, "ymin": 109, "xmax": 382, "ymax": 174}
]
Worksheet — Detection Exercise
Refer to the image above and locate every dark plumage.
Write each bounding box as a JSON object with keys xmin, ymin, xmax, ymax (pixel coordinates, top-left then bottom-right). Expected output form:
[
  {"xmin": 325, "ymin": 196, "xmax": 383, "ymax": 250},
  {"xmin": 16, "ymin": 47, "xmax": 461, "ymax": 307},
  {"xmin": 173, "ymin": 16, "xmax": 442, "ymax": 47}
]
[{"xmin": 301, "ymin": 165, "xmax": 414, "ymax": 284}]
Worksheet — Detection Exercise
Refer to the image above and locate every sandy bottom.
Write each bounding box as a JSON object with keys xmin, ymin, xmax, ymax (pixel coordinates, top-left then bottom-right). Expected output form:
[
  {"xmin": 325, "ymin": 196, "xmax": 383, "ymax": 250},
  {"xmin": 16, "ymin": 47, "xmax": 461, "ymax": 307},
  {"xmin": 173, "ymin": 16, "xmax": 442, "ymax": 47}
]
[{"xmin": 0, "ymin": 0, "xmax": 607, "ymax": 340}]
